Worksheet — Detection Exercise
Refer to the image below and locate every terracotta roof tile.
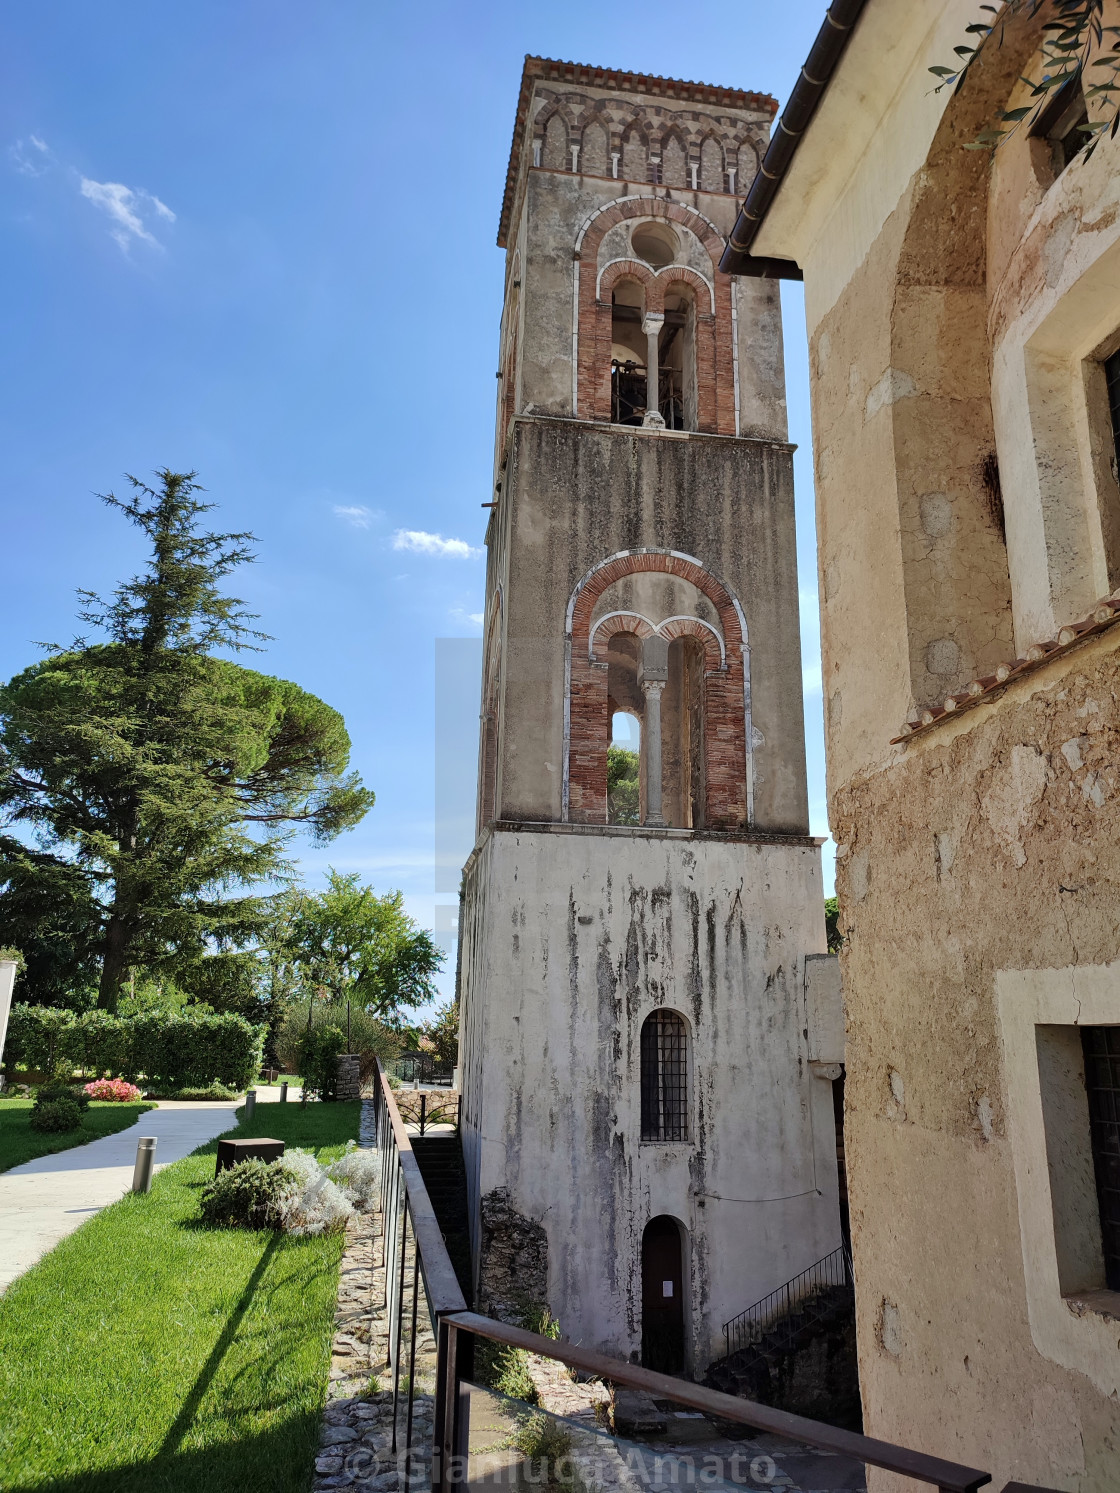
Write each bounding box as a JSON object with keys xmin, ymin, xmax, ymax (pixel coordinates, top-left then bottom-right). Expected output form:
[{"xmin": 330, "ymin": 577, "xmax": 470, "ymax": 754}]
[{"xmin": 892, "ymin": 592, "xmax": 1120, "ymax": 744}]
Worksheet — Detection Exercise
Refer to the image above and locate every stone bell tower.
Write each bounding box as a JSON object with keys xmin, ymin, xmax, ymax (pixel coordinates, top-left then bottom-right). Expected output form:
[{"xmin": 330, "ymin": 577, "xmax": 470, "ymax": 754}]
[{"xmin": 457, "ymin": 56, "xmax": 844, "ymax": 1373}]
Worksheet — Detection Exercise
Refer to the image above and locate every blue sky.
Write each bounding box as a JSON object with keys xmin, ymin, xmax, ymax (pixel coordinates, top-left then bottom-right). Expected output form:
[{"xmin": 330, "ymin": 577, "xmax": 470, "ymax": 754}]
[{"xmin": 0, "ymin": 1, "xmax": 830, "ymax": 1009}]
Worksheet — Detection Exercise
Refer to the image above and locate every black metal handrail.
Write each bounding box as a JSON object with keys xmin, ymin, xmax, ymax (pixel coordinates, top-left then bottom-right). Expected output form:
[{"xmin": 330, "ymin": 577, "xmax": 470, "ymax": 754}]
[
  {"xmin": 370, "ymin": 1058, "xmax": 992, "ymax": 1493},
  {"xmin": 722, "ymin": 1244, "xmax": 853, "ymax": 1360}
]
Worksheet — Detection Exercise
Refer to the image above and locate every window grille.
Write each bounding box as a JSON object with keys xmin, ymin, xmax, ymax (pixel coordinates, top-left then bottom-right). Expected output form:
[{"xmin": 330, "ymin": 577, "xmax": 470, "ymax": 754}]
[
  {"xmin": 1081, "ymin": 1025, "xmax": 1120, "ymax": 1291},
  {"xmin": 1105, "ymin": 349, "xmax": 1120, "ymax": 478},
  {"xmin": 641, "ymin": 1010, "xmax": 688, "ymax": 1142}
]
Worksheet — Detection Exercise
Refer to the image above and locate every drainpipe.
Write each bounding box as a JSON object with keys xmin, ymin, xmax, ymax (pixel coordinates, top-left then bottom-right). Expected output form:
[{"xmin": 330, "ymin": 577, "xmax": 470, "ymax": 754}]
[{"xmin": 719, "ymin": 0, "xmax": 868, "ymax": 278}]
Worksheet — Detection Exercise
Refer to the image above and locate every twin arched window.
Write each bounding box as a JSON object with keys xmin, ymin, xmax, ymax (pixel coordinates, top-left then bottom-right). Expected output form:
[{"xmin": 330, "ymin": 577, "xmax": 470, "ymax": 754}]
[
  {"xmin": 641, "ymin": 1009, "xmax": 689, "ymax": 1142},
  {"xmin": 609, "ymin": 223, "xmax": 698, "ymax": 432}
]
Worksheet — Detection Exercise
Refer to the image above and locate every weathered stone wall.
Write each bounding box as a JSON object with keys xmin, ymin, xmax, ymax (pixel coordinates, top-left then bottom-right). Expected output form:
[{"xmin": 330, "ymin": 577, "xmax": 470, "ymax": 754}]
[
  {"xmin": 487, "ymin": 416, "xmax": 807, "ymax": 835},
  {"xmin": 476, "ymin": 1187, "xmax": 549, "ymax": 1323},
  {"xmin": 458, "ymin": 825, "xmax": 841, "ymax": 1370},
  {"xmin": 835, "ymin": 637, "xmax": 1120, "ymax": 1488}
]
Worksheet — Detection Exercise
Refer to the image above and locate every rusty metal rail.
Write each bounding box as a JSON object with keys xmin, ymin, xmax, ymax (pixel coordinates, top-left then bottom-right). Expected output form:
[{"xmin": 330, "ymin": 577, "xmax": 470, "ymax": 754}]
[{"xmin": 371, "ymin": 1057, "xmax": 994, "ymax": 1493}]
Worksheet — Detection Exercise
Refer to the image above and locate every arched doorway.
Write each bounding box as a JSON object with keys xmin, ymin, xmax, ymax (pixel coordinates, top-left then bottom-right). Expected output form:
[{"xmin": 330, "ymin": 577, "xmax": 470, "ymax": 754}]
[{"xmin": 641, "ymin": 1216, "xmax": 685, "ymax": 1371}]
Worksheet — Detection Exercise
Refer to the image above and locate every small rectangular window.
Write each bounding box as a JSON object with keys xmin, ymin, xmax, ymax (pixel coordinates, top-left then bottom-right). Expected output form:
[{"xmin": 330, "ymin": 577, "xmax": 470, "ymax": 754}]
[
  {"xmin": 1081, "ymin": 1026, "xmax": 1120, "ymax": 1291},
  {"xmin": 1030, "ymin": 75, "xmax": 1090, "ymax": 173}
]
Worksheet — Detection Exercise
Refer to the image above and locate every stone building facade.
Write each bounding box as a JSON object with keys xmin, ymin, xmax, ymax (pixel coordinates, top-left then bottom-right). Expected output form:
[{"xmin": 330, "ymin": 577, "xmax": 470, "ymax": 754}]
[
  {"xmin": 727, "ymin": 1, "xmax": 1120, "ymax": 1487},
  {"xmin": 456, "ymin": 57, "xmax": 845, "ymax": 1373}
]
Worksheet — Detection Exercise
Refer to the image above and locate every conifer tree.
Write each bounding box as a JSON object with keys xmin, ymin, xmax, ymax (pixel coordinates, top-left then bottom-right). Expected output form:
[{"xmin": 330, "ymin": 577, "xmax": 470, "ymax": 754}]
[{"xmin": 0, "ymin": 471, "xmax": 374, "ymax": 1010}]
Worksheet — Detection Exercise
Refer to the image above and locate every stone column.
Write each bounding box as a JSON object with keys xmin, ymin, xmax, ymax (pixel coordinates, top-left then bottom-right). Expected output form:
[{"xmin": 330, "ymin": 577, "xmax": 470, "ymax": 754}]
[
  {"xmin": 639, "ymin": 636, "xmax": 670, "ymax": 827},
  {"xmin": 642, "ymin": 312, "xmax": 666, "ymax": 429},
  {"xmin": 334, "ymin": 1053, "xmax": 361, "ymax": 1102}
]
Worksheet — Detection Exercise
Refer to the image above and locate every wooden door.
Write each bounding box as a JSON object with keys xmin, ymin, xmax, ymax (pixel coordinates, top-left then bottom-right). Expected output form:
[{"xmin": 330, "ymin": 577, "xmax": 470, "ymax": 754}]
[{"xmin": 642, "ymin": 1216, "xmax": 684, "ymax": 1372}]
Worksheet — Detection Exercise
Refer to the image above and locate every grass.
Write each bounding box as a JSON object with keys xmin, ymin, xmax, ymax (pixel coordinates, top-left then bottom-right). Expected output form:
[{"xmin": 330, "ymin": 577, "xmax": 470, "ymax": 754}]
[
  {"xmin": 0, "ymin": 1098, "xmax": 156, "ymax": 1175},
  {"xmin": 0, "ymin": 1100, "xmax": 362, "ymax": 1493}
]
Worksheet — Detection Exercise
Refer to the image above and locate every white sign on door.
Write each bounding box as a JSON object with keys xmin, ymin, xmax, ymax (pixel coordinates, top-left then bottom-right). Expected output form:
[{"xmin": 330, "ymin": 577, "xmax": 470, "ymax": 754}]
[{"xmin": 662, "ymin": 1281, "xmax": 673, "ymax": 1297}]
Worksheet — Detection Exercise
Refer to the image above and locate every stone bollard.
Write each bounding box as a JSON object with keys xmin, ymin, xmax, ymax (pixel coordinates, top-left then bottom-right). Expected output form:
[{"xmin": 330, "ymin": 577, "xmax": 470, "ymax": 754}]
[
  {"xmin": 334, "ymin": 1054, "xmax": 361, "ymax": 1102},
  {"xmin": 132, "ymin": 1136, "xmax": 157, "ymax": 1194},
  {"xmin": 279, "ymin": 1080, "xmax": 288, "ymax": 1103},
  {"xmin": 244, "ymin": 1088, "xmax": 256, "ymax": 1122}
]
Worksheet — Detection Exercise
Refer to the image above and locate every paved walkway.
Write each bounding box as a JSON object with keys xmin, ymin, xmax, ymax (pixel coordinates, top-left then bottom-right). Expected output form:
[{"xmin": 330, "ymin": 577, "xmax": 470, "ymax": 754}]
[{"xmin": 0, "ymin": 1086, "xmax": 301, "ymax": 1294}]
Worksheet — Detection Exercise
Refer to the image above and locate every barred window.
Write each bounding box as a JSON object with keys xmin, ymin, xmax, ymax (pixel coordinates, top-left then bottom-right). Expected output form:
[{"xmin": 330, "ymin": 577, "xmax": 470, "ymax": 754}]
[
  {"xmin": 1081, "ymin": 1026, "xmax": 1120, "ymax": 1291},
  {"xmin": 641, "ymin": 1010, "xmax": 688, "ymax": 1142}
]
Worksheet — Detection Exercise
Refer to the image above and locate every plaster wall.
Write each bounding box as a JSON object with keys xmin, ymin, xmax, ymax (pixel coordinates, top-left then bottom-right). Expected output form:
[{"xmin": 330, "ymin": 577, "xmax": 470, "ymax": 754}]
[
  {"xmin": 742, "ymin": 2, "xmax": 1120, "ymax": 1485},
  {"xmin": 458, "ymin": 823, "xmax": 840, "ymax": 1368},
  {"xmin": 832, "ymin": 641, "xmax": 1120, "ymax": 1492}
]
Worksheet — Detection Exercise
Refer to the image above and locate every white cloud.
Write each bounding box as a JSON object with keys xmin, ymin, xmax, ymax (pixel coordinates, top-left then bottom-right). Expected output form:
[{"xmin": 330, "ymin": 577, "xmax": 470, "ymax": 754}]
[
  {"xmin": 448, "ymin": 606, "xmax": 485, "ymax": 630},
  {"xmin": 9, "ymin": 135, "xmax": 52, "ymax": 176},
  {"xmin": 802, "ymin": 662, "xmax": 822, "ymax": 695},
  {"xmin": 393, "ymin": 530, "xmax": 482, "ymax": 560},
  {"xmin": 334, "ymin": 504, "xmax": 375, "ymax": 529},
  {"xmin": 80, "ymin": 177, "xmax": 175, "ymax": 251}
]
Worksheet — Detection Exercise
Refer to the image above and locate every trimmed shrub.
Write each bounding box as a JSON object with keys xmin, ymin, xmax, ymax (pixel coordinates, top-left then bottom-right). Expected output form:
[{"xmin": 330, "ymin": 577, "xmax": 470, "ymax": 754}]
[
  {"xmin": 35, "ymin": 1081, "xmax": 90, "ymax": 1111},
  {"xmin": 3, "ymin": 1005, "xmax": 264, "ymax": 1089},
  {"xmin": 145, "ymin": 1083, "xmax": 239, "ymax": 1102},
  {"xmin": 200, "ymin": 1159, "xmax": 294, "ymax": 1230},
  {"xmin": 29, "ymin": 1097, "xmax": 83, "ymax": 1133}
]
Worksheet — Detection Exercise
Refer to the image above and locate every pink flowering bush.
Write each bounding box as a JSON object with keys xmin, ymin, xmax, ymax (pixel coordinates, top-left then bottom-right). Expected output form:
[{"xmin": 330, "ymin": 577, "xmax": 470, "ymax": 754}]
[{"xmin": 84, "ymin": 1078, "xmax": 143, "ymax": 1103}]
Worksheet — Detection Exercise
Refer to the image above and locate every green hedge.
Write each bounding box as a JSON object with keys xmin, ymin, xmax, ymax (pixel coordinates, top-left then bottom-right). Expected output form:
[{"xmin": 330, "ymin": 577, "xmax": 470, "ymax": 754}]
[{"xmin": 3, "ymin": 1006, "xmax": 263, "ymax": 1090}]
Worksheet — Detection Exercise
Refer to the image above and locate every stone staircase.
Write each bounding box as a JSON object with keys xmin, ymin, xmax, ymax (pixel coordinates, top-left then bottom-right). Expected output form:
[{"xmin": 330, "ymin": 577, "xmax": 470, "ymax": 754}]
[
  {"xmin": 706, "ymin": 1277, "xmax": 861, "ymax": 1431},
  {"xmin": 410, "ymin": 1132, "xmax": 473, "ymax": 1300}
]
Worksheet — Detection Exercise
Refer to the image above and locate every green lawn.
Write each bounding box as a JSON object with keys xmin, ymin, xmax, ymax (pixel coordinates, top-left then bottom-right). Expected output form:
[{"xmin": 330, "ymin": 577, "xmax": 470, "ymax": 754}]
[
  {"xmin": 0, "ymin": 1100, "xmax": 362, "ymax": 1493},
  {"xmin": 0, "ymin": 1098, "xmax": 156, "ymax": 1174}
]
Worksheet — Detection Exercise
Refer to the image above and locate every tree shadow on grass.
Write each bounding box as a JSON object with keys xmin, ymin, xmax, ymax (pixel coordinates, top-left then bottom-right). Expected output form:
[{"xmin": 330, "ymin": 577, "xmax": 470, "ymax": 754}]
[
  {"xmin": 5, "ymin": 1415, "xmax": 324, "ymax": 1493},
  {"xmin": 7, "ymin": 1233, "xmax": 331, "ymax": 1493}
]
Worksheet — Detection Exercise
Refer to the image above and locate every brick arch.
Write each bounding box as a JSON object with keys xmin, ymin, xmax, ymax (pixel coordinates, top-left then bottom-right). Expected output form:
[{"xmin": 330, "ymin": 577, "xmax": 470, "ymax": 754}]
[
  {"xmin": 656, "ymin": 615, "xmax": 724, "ymax": 671},
  {"xmin": 657, "ymin": 267, "xmax": 713, "ymax": 317},
  {"xmin": 598, "ymin": 259, "xmax": 656, "ymax": 306},
  {"xmin": 588, "ymin": 610, "xmax": 657, "ymax": 660},
  {"xmin": 564, "ymin": 550, "xmax": 750, "ymax": 828},
  {"xmin": 575, "ymin": 198, "xmax": 735, "ymax": 431},
  {"xmin": 533, "ymin": 99, "xmax": 577, "ymax": 136}
]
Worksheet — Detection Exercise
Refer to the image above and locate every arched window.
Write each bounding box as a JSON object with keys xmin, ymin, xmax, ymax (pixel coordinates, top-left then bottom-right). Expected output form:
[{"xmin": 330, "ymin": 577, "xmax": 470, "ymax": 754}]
[
  {"xmin": 608, "ymin": 711, "xmax": 640, "ymax": 825},
  {"xmin": 660, "ymin": 132, "xmax": 687, "ymax": 188},
  {"xmin": 581, "ymin": 120, "xmax": 609, "ymax": 178},
  {"xmin": 641, "ymin": 1010, "xmax": 689, "ymax": 1142},
  {"xmin": 659, "ymin": 285, "xmax": 697, "ymax": 432},
  {"xmin": 542, "ymin": 113, "xmax": 568, "ymax": 170},
  {"xmin": 611, "ymin": 280, "xmax": 647, "ymax": 426},
  {"xmin": 699, "ymin": 136, "xmax": 724, "ymax": 193},
  {"xmin": 620, "ymin": 126, "xmax": 646, "ymax": 184}
]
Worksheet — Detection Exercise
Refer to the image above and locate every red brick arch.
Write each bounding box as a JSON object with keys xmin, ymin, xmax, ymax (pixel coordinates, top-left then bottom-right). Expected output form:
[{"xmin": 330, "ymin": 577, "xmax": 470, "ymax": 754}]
[
  {"xmin": 566, "ymin": 550, "xmax": 748, "ymax": 828},
  {"xmin": 588, "ymin": 610, "xmax": 656, "ymax": 659},
  {"xmin": 576, "ymin": 198, "xmax": 734, "ymax": 432}
]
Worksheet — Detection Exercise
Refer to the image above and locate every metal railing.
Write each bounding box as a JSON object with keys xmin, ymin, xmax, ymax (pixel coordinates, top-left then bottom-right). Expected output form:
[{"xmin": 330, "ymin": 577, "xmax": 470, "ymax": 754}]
[
  {"xmin": 393, "ymin": 1088, "xmax": 460, "ymax": 1135},
  {"xmin": 370, "ymin": 1058, "xmax": 994, "ymax": 1493},
  {"xmin": 722, "ymin": 1244, "xmax": 854, "ymax": 1360}
]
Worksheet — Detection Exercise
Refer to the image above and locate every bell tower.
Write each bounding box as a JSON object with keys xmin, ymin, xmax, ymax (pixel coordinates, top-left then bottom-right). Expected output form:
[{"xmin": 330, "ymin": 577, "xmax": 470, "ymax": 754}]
[{"xmin": 458, "ymin": 57, "xmax": 843, "ymax": 1372}]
